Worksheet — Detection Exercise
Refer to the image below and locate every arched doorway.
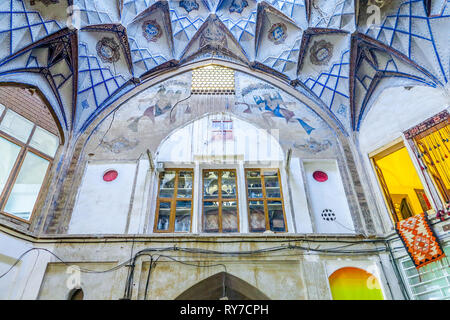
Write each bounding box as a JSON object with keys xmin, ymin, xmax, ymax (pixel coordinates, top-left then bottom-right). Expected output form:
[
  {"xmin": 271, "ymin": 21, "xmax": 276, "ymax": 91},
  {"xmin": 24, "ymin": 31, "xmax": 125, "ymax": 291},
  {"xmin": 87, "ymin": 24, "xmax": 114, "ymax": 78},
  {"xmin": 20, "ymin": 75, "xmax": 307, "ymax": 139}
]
[
  {"xmin": 328, "ymin": 267, "xmax": 384, "ymax": 300},
  {"xmin": 175, "ymin": 272, "xmax": 270, "ymax": 300}
]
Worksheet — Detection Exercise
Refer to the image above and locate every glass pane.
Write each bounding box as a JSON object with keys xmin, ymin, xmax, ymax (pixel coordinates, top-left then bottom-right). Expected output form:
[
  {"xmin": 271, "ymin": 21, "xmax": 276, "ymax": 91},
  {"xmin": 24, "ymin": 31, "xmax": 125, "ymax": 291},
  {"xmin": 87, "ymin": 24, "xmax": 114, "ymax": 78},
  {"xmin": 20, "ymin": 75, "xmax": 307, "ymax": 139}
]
[
  {"xmin": 156, "ymin": 202, "xmax": 171, "ymax": 231},
  {"xmin": 416, "ymin": 289, "xmax": 444, "ymax": 300},
  {"xmin": 264, "ymin": 170, "xmax": 281, "ymax": 198},
  {"xmin": 29, "ymin": 127, "xmax": 59, "ymax": 157},
  {"xmin": 413, "ymin": 279, "xmax": 447, "ymax": 295},
  {"xmin": 249, "ymin": 200, "xmax": 266, "ymax": 232},
  {"xmin": 4, "ymin": 152, "xmax": 49, "ymax": 220},
  {"xmin": 0, "ymin": 110, "xmax": 34, "ymax": 143},
  {"xmin": 0, "ymin": 137, "xmax": 21, "ymax": 194},
  {"xmin": 222, "ymin": 201, "xmax": 238, "ymax": 232},
  {"xmin": 159, "ymin": 171, "xmax": 176, "ymax": 198},
  {"xmin": 203, "ymin": 201, "xmax": 219, "ymax": 232},
  {"xmin": 0, "ymin": 103, "xmax": 5, "ymax": 116},
  {"xmin": 221, "ymin": 170, "xmax": 236, "ymax": 199},
  {"xmin": 174, "ymin": 200, "xmax": 191, "ymax": 232},
  {"xmin": 177, "ymin": 171, "xmax": 193, "ymax": 198},
  {"xmin": 268, "ymin": 200, "xmax": 285, "ymax": 232},
  {"xmin": 203, "ymin": 171, "xmax": 219, "ymax": 199},
  {"xmin": 246, "ymin": 170, "xmax": 263, "ymax": 198}
]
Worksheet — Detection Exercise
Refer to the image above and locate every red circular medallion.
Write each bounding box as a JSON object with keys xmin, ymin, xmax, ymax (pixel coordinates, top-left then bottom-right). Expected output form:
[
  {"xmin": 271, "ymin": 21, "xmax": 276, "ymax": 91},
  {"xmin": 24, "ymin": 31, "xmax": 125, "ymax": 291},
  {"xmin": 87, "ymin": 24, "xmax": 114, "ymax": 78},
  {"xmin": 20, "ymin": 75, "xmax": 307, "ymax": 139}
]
[
  {"xmin": 103, "ymin": 170, "xmax": 118, "ymax": 182},
  {"xmin": 313, "ymin": 171, "xmax": 328, "ymax": 182}
]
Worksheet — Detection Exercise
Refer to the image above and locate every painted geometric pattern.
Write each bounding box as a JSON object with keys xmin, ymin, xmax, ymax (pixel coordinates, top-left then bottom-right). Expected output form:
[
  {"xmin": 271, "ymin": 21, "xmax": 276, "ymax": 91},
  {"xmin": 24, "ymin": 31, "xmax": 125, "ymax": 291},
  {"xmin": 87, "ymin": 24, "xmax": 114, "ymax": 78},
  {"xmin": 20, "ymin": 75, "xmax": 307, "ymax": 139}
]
[
  {"xmin": 0, "ymin": 0, "xmax": 448, "ymax": 136},
  {"xmin": 169, "ymin": 1, "xmax": 208, "ymax": 51},
  {"xmin": 0, "ymin": 36, "xmax": 75, "ymax": 129},
  {"xmin": 366, "ymin": 0, "xmax": 449, "ymax": 84},
  {"xmin": 77, "ymin": 42, "xmax": 128, "ymax": 112},
  {"xmin": 304, "ymin": 49, "xmax": 350, "ymax": 112},
  {"xmin": 397, "ymin": 212, "xmax": 446, "ymax": 269},
  {"xmin": 263, "ymin": 37, "xmax": 301, "ymax": 78},
  {"xmin": 352, "ymin": 46, "xmax": 439, "ymax": 130},
  {"xmin": 128, "ymin": 37, "xmax": 168, "ymax": 76},
  {"xmin": 269, "ymin": 0, "xmax": 307, "ymax": 28},
  {"xmin": 0, "ymin": 0, "xmax": 62, "ymax": 62},
  {"xmin": 310, "ymin": 0, "xmax": 355, "ymax": 31},
  {"xmin": 218, "ymin": 1, "xmax": 257, "ymax": 59},
  {"xmin": 122, "ymin": 0, "xmax": 156, "ymax": 25},
  {"xmin": 75, "ymin": 0, "xmax": 120, "ymax": 27}
]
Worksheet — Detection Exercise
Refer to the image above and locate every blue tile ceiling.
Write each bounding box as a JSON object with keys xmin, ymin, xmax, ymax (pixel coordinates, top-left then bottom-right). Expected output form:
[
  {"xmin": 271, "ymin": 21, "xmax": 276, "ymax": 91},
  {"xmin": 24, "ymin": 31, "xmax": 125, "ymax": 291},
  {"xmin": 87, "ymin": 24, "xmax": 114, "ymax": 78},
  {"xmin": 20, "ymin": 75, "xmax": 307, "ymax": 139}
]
[{"xmin": 0, "ymin": 0, "xmax": 447, "ymax": 135}]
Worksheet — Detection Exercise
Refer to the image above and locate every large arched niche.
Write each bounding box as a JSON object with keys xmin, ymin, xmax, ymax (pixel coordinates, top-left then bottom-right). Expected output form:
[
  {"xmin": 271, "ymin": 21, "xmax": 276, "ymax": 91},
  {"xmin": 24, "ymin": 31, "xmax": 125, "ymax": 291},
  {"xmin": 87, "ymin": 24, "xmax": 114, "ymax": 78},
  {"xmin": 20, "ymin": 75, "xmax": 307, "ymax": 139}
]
[
  {"xmin": 175, "ymin": 272, "xmax": 270, "ymax": 300},
  {"xmin": 52, "ymin": 61, "xmax": 370, "ymax": 235}
]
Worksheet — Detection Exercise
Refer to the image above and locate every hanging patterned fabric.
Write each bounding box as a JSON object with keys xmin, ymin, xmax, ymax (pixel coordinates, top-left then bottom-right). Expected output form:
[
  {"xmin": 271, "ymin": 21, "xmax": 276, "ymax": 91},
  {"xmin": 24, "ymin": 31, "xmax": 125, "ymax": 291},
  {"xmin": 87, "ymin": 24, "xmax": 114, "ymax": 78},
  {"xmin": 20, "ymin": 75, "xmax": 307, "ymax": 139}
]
[{"xmin": 396, "ymin": 212, "xmax": 446, "ymax": 269}]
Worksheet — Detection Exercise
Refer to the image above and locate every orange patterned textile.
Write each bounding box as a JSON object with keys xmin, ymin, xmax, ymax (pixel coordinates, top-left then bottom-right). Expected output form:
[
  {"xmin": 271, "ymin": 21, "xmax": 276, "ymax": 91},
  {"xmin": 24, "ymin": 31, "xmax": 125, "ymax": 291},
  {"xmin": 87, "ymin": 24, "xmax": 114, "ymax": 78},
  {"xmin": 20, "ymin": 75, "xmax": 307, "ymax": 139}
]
[{"xmin": 396, "ymin": 212, "xmax": 445, "ymax": 269}]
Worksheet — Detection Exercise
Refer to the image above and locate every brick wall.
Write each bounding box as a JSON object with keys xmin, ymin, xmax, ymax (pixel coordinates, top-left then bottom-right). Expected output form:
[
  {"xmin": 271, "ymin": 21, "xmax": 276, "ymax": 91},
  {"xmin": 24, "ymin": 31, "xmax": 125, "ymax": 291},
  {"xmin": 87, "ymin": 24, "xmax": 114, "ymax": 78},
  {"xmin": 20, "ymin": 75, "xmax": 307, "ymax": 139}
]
[{"xmin": 0, "ymin": 85, "xmax": 59, "ymax": 137}]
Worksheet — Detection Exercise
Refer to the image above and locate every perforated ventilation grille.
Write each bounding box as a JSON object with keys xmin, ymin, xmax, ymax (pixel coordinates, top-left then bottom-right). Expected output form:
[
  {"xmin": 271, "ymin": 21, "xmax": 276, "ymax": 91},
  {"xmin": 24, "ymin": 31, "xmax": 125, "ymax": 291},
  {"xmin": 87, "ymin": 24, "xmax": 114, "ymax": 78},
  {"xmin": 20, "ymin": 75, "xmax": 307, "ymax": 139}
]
[
  {"xmin": 191, "ymin": 65, "xmax": 235, "ymax": 95},
  {"xmin": 321, "ymin": 209, "xmax": 336, "ymax": 221}
]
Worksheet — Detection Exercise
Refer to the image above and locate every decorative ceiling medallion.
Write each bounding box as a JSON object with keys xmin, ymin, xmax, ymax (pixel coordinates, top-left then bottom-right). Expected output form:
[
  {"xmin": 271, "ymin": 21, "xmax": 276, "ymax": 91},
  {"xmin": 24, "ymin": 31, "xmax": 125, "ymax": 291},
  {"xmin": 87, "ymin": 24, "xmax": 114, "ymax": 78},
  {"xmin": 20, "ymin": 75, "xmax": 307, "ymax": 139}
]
[
  {"xmin": 200, "ymin": 24, "xmax": 227, "ymax": 48},
  {"xmin": 179, "ymin": 0, "xmax": 199, "ymax": 13},
  {"xmin": 268, "ymin": 23, "xmax": 287, "ymax": 45},
  {"xmin": 96, "ymin": 37, "xmax": 120, "ymax": 64},
  {"xmin": 229, "ymin": 0, "xmax": 248, "ymax": 14},
  {"xmin": 310, "ymin": 40, "xmax": 334, "ymax": 66},
  {"xmin": 142, "ymin": 20, "xmax": 162, "ymax": 42},
  {"xmin": 313, "ymin": 170, "xmax": 328, "ymax": 182}
]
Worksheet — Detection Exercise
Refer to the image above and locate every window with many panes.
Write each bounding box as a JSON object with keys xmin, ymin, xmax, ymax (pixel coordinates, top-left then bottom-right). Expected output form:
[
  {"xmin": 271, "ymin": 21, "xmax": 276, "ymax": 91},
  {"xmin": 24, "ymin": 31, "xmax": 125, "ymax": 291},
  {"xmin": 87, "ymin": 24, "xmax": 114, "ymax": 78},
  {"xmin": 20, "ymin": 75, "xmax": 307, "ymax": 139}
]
[
  {"xmin": 154, "ymin": 169, "xmax": 194, "ymax": 233},
  {"xmin": 0, "ymin": 104, "xmax": 59, "ymax": 222},
  {"xmin": 203, "ymin": 169, "xmax": 239, "ymax": 233},
  {"xmin": 245, "ymin": 169, "xmax": 287, "ymax": 232},
  {"xmin": 400, "ymin": 245, "xmax": 450, "ymax": 300}
]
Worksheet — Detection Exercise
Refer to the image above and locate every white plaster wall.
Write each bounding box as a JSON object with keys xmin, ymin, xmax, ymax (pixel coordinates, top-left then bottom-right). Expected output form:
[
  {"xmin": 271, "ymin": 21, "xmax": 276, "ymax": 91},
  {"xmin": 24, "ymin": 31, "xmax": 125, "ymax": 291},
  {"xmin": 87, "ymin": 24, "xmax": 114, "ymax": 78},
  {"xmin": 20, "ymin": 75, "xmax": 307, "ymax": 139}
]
[
  {"xmin": 126, "ymin": 158, "xmax": 151, "ymax": 234},
  {"xmin": 303, "ymin": 160, "xmax": 355, "ymax": 234},
  {"xmin": 0, "ymin": 232, "xmax": 54, "ymax": 300},
  {"xmin": 288, "ymin": 158, "xmax": 313, "ymax": 233},
  {"xmin": 359, "ymin": 86, "xmax": 449, "ymax": 155},
  {"xmin": 68, "ymin": 162, "xmax": 137, "ymax": 234}
]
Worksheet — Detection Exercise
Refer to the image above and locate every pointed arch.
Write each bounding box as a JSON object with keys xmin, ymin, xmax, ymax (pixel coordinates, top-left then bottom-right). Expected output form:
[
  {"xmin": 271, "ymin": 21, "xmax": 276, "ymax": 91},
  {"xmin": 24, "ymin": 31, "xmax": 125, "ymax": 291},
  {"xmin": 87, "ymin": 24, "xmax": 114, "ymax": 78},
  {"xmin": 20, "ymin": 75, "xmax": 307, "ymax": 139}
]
[{"xmin": 175, "ymin": 272, "xmax": 270, "ymax": 300}]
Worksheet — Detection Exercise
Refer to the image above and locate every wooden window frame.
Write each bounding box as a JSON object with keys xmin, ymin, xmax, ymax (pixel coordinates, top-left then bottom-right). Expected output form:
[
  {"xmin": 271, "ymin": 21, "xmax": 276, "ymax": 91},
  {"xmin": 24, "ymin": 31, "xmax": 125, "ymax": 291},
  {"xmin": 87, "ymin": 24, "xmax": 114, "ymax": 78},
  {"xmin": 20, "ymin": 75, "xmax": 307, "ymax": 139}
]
[
  {"xmin": 245, "ymin": 168, "xmax": 288, "ymax": 233},
  {"xmin": 0, "ymin": 107, "xmax": 55, "ymax": 224},
  {"xmin": 202, "ymin": 169, "xmax": 240, "ymax": 233},
  {"xmin": 154, "ymin": 168, "xmax": 194, "ymax": 233}
]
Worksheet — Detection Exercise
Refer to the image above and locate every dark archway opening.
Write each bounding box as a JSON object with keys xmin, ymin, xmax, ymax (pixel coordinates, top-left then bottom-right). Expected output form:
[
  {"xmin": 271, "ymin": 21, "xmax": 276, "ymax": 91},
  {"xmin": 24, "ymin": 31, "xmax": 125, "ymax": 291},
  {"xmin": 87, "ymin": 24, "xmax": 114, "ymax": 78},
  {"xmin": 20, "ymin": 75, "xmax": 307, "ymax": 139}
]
[{"xmin": 175, "ymin": 272, "xmax": 270, "ymax": 300}]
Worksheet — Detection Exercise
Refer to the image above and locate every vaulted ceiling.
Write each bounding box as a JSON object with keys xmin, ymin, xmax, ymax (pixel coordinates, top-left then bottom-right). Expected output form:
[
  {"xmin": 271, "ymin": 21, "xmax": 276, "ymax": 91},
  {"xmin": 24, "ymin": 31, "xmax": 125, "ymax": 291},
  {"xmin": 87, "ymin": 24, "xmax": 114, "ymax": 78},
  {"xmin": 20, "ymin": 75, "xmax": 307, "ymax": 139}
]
[{"xmin": 0, "ymin": 0, "xmax": 447, "ymax": 137}]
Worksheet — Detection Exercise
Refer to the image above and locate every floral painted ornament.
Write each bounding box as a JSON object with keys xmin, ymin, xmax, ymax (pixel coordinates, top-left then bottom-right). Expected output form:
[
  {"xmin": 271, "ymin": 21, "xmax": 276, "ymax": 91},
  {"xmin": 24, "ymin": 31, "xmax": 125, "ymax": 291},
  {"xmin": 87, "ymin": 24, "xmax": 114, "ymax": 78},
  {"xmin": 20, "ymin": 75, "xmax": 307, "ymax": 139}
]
[
  {"xmin": 96, "ymin": 37, "xmax": 120, "ymax": 64},
  {"xmin": 142, "ymin": 20, "xmax": 162, "ymax": 42},
  {"xmin": 229, "ymin": 0, "xmax": 248, "ymax": 13},
  {"xmin": 268, "ymin": 23, "xmax": 287, "ymax": 45},
  {"xmin": 310, "ymin": 40, "xmax": 334, "ymax": 66},
  {"xmin": 179, "ymin": 0, "xmax": 199, "ymax": 13}
]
